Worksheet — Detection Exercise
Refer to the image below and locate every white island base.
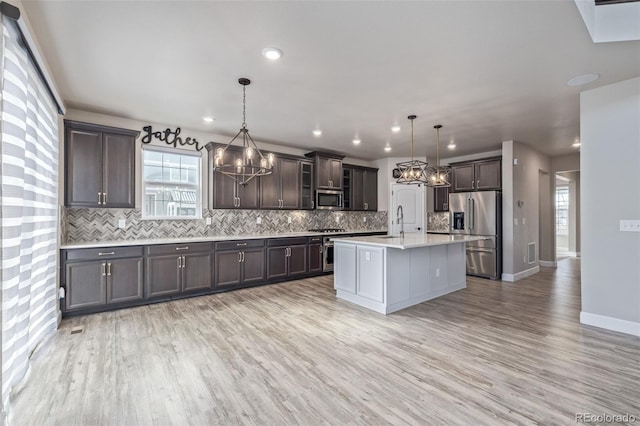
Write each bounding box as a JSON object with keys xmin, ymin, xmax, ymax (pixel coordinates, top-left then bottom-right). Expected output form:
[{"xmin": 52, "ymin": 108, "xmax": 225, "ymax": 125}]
[{"xmin": 333, "ymin": 235, "xmax": 473, "ymax": 314}]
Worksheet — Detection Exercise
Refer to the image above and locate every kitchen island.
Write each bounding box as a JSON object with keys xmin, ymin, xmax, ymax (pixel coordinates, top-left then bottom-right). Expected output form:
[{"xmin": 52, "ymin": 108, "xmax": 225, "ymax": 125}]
[{"xmin": 332, "ymin": 234, "xmax": 487, "ymax": 314}]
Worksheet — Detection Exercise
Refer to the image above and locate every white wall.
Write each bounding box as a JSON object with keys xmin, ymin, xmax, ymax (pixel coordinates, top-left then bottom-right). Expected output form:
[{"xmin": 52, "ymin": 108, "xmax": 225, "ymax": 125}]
[
  {"xmin": 502, "ymin": 140, "xmax": 551, "ymax": 281},
  {"xmin": 580, "ymin": 77, "xmax": 640, "ymax": 336}
]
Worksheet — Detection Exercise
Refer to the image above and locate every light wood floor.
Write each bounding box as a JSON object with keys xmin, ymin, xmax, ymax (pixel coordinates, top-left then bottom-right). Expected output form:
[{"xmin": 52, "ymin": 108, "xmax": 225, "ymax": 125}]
[{"xmin": 10, "ymin": 259, "xmax": 640, "ymax": 425}]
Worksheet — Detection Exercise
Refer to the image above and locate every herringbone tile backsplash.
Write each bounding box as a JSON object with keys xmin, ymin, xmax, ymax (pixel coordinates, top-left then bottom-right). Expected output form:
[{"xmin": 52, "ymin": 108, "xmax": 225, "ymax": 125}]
[{"xmin": 63, "ymin": 208, "xmax": 388, "ymax": 243}]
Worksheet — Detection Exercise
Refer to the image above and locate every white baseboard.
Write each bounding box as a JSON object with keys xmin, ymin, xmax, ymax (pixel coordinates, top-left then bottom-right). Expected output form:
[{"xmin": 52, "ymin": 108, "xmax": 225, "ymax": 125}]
[
  {"xmin": 502, "ymin": 266, "xmax": 540, "ymax": 282},
  {"xmin": 580, "ymin": 311, "xmax": 640, "ymax": 337},
  {"xmin": 539, "ymin": 260, "xmax": 557, "ymax": 268}
]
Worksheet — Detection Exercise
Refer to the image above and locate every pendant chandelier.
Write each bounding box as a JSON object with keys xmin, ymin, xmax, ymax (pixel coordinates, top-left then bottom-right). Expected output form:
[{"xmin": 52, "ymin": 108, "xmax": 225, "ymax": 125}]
[
  {"xmin": 396, "ymin": 115, "xmax": 429, "ymax": 184},
  {"xmin": 425, "ymin": 124, "xmax": 451, "ymax": 187},
  {"xmin": 213, "ymin": 78, "xmax": 274, "ymax": 186}
]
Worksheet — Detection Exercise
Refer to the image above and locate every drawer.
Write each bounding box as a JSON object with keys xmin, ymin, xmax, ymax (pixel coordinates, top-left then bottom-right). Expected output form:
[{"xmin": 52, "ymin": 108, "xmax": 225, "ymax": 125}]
[
  {"xmin": 64, "ymin": 246, "xmax": 144, "ymax": 261},
  {"xmin": 145, "ymin": 242, "xmax": 212, "ymax": 256},
  {"xmin": 215, "ymin": 239, "xmax": 265, "ymax": 251},
  {"xmin": 268, "ymin": 237, "xmax": 309, "ymax": 247},
  {"xmin": 308, "ymin": 236, "xmax": 323, "ymax": 244}
]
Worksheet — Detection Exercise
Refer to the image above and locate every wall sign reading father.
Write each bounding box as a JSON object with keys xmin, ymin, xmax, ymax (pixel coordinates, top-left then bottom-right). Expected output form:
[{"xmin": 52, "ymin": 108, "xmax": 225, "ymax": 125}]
[{"xmin": 141, "ymin": 125, "xmax": 204, "ymax": 151}]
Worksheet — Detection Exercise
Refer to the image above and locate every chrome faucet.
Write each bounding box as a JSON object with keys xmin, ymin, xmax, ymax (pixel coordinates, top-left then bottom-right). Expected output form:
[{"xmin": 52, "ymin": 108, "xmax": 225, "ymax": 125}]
[{"xmin": 396, "ymin": 205, "xmax": 404, "ymax": 238}]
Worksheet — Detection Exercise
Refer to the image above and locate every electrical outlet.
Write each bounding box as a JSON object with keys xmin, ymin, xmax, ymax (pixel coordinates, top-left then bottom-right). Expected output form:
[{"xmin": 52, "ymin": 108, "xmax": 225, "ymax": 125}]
[
  {"xmin": 620, "ymin": 220, "xmax": 640, "ymax": 232},
  {"xmin": 118, "ymin": 219, "xmax": 126, "ymax": 229},
  {"xmin": 256, "ymin": 217, "xmax": 262, "ymax": 224},
  {"xmin": 364, "ymin": 217, "xmax": 367, "ymax": 223},
  {"xmin": 522, "ymin": 217, "xmax": 526, "ymax": 225},
  {"xmin": 365, "ymin": 251, "xmax": 371, "ymax": 261},
  {"xmin": 335, "ymin": 215, "xmax": 340, "ymax": 223},
  {"xmin": 287, "ymin": 216, "xmax": 292, "ymax": 224},
  {"xmin": 435, "ymin": 268, "xmax": 440, "ymax": 277},
  {"xmin": 205, "ymin": 217, "xmax": 212, "ymax": 225}
]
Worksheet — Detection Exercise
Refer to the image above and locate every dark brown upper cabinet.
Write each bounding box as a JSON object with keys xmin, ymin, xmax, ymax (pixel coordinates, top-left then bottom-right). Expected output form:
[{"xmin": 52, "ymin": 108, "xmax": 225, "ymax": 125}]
[
  {"xmin": 433, "ymin": 186, "xmax": 450, "ymax": 212},
  {"xmin": 306, "ymin": 152, "xmax": 344, "ymax": 190},
  {"xmin": 206, "ymin": 143, "xmax": 260, "ymax": 209},
  {"xmin": 64, "ymin": 120, "xmax": 138, "ymax": 208},
  {"xmin": 343, "ymin": 165, "xmax": 378, "ymax": 211},
  {"xmin": 451, "ymin": 158, "xmax": 501, "ymax": 192},
  {"xmin": 260, "ymin": 157, "xmax": 301, "ymax": 209}
]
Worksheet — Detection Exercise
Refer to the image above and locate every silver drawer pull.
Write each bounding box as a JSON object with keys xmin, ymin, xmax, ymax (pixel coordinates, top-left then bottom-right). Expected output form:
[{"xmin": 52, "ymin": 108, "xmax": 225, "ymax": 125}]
[
  {"xmin": 98, "ymin": 252, "xmax": 115, "ymax": 256},
  {"xmin": 236, "ymin": 243, "xmax": 247, "ymax": 247},
  {"xmin": 175, "ymin": 246, "xmax": 189, "ymax": 251}
]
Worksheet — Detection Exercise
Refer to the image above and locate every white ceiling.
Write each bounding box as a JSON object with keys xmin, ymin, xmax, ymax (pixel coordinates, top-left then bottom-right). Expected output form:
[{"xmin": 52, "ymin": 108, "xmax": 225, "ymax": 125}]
[{"xmin": 22, "ymin": 0, "xmax": 640, "ymax": 161}]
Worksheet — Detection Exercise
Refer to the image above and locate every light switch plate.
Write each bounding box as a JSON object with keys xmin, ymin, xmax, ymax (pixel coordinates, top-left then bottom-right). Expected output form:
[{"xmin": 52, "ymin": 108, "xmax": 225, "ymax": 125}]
[
  {"xmin": 287, "ymin": 216, "xmax": 292, "ymax": 224},
  {"xmin": 118, "ymin": 219, "xmax": 126, "ymax": 229},
  {"xmin": 620, "ymin": 220, "xmax": 640, "ymax": 232},
  {"xmin": 205, "ymin": 217, "xmax": 212, "ymax": 225},
  {"xmin": 256, "ymin": 217, "xmax": 262, "ymax": 224}
]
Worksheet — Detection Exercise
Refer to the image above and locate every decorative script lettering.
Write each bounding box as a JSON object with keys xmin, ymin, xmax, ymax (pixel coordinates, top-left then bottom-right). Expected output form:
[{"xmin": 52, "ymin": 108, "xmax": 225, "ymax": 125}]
[{"xmin": 141, "ymin": 126, "xmax": 204, "ymax": 151}]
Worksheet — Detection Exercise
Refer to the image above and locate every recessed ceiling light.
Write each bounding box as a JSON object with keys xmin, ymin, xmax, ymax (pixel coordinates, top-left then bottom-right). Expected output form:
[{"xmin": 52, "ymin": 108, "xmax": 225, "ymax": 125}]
[
  {"xmin": 312, "ymin": 129, "xmax": 322, "ymax": 137},
  {"xmin": 384, "ymin": 145, "xmax": 392, "ymax": 152},
  {"xmin": 391, "ymin": 125, "xmax": 401, "ymax": 133},
  {"xmin": 203, "ymin": 117, "xmax": 214, "ymax": 123},
  {"xmin": 261, "ymin": 47, "xmax": 283, "ymax": 61},
  {"xmin": 352, "ymin": 138, "xmax": 361, "ymax": 145},
  {"xmin": 567, "ymin": 73, "xmax": 600, "ymax": 87},
  {"xmin": 448, "ymin": 141, "xmax": 456, "ymax": 150}
]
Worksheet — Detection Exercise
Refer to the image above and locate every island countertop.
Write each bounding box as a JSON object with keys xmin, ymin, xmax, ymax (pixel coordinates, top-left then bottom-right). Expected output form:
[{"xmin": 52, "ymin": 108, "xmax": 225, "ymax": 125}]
[{"xmin": 331, "ymin": 233, "xmax": 488, "ymax": 250}]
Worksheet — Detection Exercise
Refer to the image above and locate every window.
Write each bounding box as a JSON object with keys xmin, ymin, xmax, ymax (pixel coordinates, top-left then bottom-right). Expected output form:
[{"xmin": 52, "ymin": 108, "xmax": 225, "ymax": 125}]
[
  {"xmin": 142, "ymin": 147, "xmax": 201, "ymax": 218},
  {"xmin": 555, "ymin": 186, "xmax": 569, "ymax": 236}
]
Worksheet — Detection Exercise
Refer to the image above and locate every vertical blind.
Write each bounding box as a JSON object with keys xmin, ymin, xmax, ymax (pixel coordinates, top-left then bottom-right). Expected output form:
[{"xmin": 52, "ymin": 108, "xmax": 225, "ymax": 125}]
[{"xmin": 0, "ymin": 13, "xmax": 59, "ymax": 418}]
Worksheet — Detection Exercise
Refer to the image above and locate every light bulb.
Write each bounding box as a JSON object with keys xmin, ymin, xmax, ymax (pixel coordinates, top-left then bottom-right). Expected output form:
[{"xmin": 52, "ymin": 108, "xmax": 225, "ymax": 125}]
[
  {"xmin": 268, "ymin": 153, "xmax": 275, "ymax": 165},
  {"xmin": 260, "ymin": 158, "xmax": 267, "ymax": 168},
  {"xmin": 216, "ymin": 148, "xmax": 224, "ymax": 158},
  {"xmin": 246, "ymin": 147, "xmax": 253, "ymax": 158}
]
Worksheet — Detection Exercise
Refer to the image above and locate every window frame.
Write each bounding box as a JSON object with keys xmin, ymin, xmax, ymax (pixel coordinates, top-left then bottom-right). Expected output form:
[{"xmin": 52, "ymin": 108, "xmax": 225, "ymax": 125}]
[{"xmin": 141, "ymin": 145, "xmax": 203, "ymax": 220}]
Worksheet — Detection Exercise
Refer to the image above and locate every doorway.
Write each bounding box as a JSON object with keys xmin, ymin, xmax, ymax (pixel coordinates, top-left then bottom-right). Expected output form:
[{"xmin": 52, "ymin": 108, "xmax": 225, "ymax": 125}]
[
  {"xmin": 389, "ymin": 183, "xmax": 425, "ymax": 235},
  {"xmin": 555, "ymin": 172, "xmax": 580, "ymax": 261}
]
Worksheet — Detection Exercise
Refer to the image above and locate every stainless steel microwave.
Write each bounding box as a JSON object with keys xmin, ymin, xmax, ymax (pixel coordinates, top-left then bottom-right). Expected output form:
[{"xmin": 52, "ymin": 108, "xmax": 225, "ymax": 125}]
[{"xmin": 316, "ymin": 189, "xmax": 343, "ymax": 210}]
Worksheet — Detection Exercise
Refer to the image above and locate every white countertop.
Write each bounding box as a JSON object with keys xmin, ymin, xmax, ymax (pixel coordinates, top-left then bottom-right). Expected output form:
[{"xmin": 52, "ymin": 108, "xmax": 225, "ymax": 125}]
[
  {"xmin": 331, "ymin": 233, "xmax": 488, "ymax": 249},
  {"xmin": 60, "ymin": 230, "xmax": 388, "ymax": 249}
]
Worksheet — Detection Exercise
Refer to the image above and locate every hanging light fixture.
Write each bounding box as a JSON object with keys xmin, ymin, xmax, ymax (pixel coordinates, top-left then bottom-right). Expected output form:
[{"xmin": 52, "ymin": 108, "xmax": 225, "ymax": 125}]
[
  {"xmin": 396, "ymin": 115, "xmax": 429, "ymax": 184},
  {"xmin": 425, "ymin": 124, "xmax": 451, "ymax": 187},
  {"xmin": 213, "ymin": 78, "xmax": 274, "ymax": 186}
]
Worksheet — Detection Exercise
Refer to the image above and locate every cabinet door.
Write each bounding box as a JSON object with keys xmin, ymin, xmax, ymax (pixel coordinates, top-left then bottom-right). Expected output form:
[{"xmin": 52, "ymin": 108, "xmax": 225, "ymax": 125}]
[
  {"xmin": 65, "ymin": 261, "xmax": 106, "ymax": 310},
  {"xmin": 215, "ymin": 251, "xmax": 242, "ymax": 288},
  {"xmin": 211, "ymin": 148, "xmax": 237, "ymax": 209},
  {"xmin": 301, "ymin": 162, "xmax": 314, "ymax": 209},
  {"xmin": 475, "ymin": 160, "xmax": 501, "ymax": 190},
  {"xmin": 146, "ymin": 255, "xmax": 181, "ymax": 297},
  {"xmin": 329, "ymin": 159, "xmax": 343, "ymax": 189},
  {"xmin": 242, "ymin": 248, "xmax": 265, "ymax": 284},
  {"xmin": 107, "ymin": 258, "xmax": 143, "ymax": 304},
  {"xmin": 316, "ymin": 157, "xmax": 330, "ymax": 188},
  {"xmin": 267, "ymin": 247, "xmax": 288, "ymax": 280},
  {"xmin": 363, "ymin": 170, "xmax": 378, "ymax": 211},
  {"xmin": 351, "ymin": 168, "xmax": 365, "ymax": 210},
  {"xmin": 357, "ymin": 246, "xmax": 385, "ymax": 303},
  {"xmin": 65, "ymin": 128, "xmax": 102, "ymax": 207},
  {"xmin": 280, "ymin": 158, "xmax": 301, "ymax": 209},
  {"xmin": 259, "ymin": 160, "xmax": 281, "ymax": 209},
  {"xmin": 237, "ymin": 176, "xmax": 260, "ymax": 209},
  {"xmin": 288, "ymin": 245, "xmax": 308, "ymax": 277},
  {"xmin": 434, "ymin": 186, "xmax": 450, "ymax": 212},
  {"xmin": 182, "ymin": 252, "xmax": 212, "ymax": 292},
  {"xmin": 452, "ymin": 164, "xmax": 475, "ymax": 192},
  {"xmin": 102, "ymin": 133, "xmax": 135, "ymax": 208},
  {"xmin": 308, "ymin": 243, "xmax": 323, "ymax": 273},
  {"xmin": 334, "ymin": 244, "xmax": 356, "ymax": 293}
]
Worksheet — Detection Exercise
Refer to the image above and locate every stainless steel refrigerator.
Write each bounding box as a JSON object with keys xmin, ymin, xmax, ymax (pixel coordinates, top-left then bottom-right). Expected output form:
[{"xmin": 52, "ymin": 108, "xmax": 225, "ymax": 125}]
[{"xmin": 449, "ymin": 190, "xmax": 502, "ymax": 280}]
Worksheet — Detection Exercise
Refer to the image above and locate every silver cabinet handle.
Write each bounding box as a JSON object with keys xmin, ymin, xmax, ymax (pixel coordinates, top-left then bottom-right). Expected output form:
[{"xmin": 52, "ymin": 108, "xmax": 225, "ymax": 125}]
[
  {"xmin": 236, "ymin": 242, "xmax": 247, "ymax": 247},
  {"xmin": 242, "ymin": 251, "xmax": 245, "ymax": 262},
  {"xmin": 237, "ymin": 197, "xmax": 240, "ymax": 208},
  {"xmin": 103, "ymin": 192, "xmax": 107, "ymax": 204},
  {"xmin": 238, "ymin": 252, "xmax": 242, "ymax": 263},
  {"xmin": 107, "ymin": 262, "xmax": 112, "ymax": 276},
  {"xmin": 182, "ymin": 255, "xmax": 186, "ymax": 266},
  {"xmin": 177, "ymin": 256, "xmax": 182, "ymax": 268},
  {"xmin": 175, "ymin": 246, "xmax": 189, "ymax": 251},
  {"xmin": 102, "ymin": 262, "xmax": 106, "ymax": 276},
  {"xmin": 98, "ymin": 251, "xmax": 115, "ymax": 256},
  {"xmin": 98, "ymin": 192, "xmax": 101, "ymax": 205},
  {"xmin": 311, "ymin": 200, "xmax": 314, "ymax": 209},
  {"xmin": 477, "ymin": 180, "xmax": 479, "ymax": 189},
  {"xmin": 471, "ymin": 180, "xmax": 475, "ymax": 190},
  {"xmin": 320, "ymin": 246, "xmax": 323, "ymax": 253},
  {"xmin": 364, "ymin": 202, "xmax": 368, "ymax": 210}
]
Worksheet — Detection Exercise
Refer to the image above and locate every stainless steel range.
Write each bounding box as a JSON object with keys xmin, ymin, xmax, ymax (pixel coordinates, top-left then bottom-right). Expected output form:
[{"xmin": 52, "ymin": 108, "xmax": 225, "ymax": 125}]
[{"xmin": 308, "ymin": 228, "xmax": 345, "ymax": 271}]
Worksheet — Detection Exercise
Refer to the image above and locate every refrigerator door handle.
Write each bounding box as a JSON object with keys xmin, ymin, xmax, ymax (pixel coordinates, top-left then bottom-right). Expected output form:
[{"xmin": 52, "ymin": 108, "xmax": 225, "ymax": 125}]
[{"xmin": 470, "ymin": 198, "xmax": 475, "ymax": 231}]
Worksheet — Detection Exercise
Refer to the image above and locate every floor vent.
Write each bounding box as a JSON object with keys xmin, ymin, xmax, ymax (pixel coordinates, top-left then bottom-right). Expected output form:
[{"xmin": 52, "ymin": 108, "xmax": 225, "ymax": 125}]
[{"xmin": 70, "ymin": 327, "xmax": 83, "ymax": 335}]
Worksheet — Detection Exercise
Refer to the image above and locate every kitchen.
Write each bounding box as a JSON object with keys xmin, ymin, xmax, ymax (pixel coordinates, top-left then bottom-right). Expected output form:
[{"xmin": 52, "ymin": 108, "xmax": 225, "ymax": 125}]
[{"xmin": 1, "ymin": 1, "xmax": 639, "ymax": 425}]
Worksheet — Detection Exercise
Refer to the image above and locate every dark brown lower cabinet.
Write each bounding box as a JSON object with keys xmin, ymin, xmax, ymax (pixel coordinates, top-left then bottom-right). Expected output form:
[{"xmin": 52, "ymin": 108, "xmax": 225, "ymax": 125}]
[
  {"xmin": 214, "ymin": 240, "xmax": 266, "ymax": 288},
  {"xmin": 266, "ymin": 237, "xmax": 308, "ymax": 280},
  {"xmin": 145, "ymin": 243, "xmax": 213, "ymax": 298},
  {"xmin": 64, "ymin": 255, "xmax": 143, "ymax": 311},
  {"xmin": 309, "ymin": 240, "xmax": 323, "ymax": 273}
]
